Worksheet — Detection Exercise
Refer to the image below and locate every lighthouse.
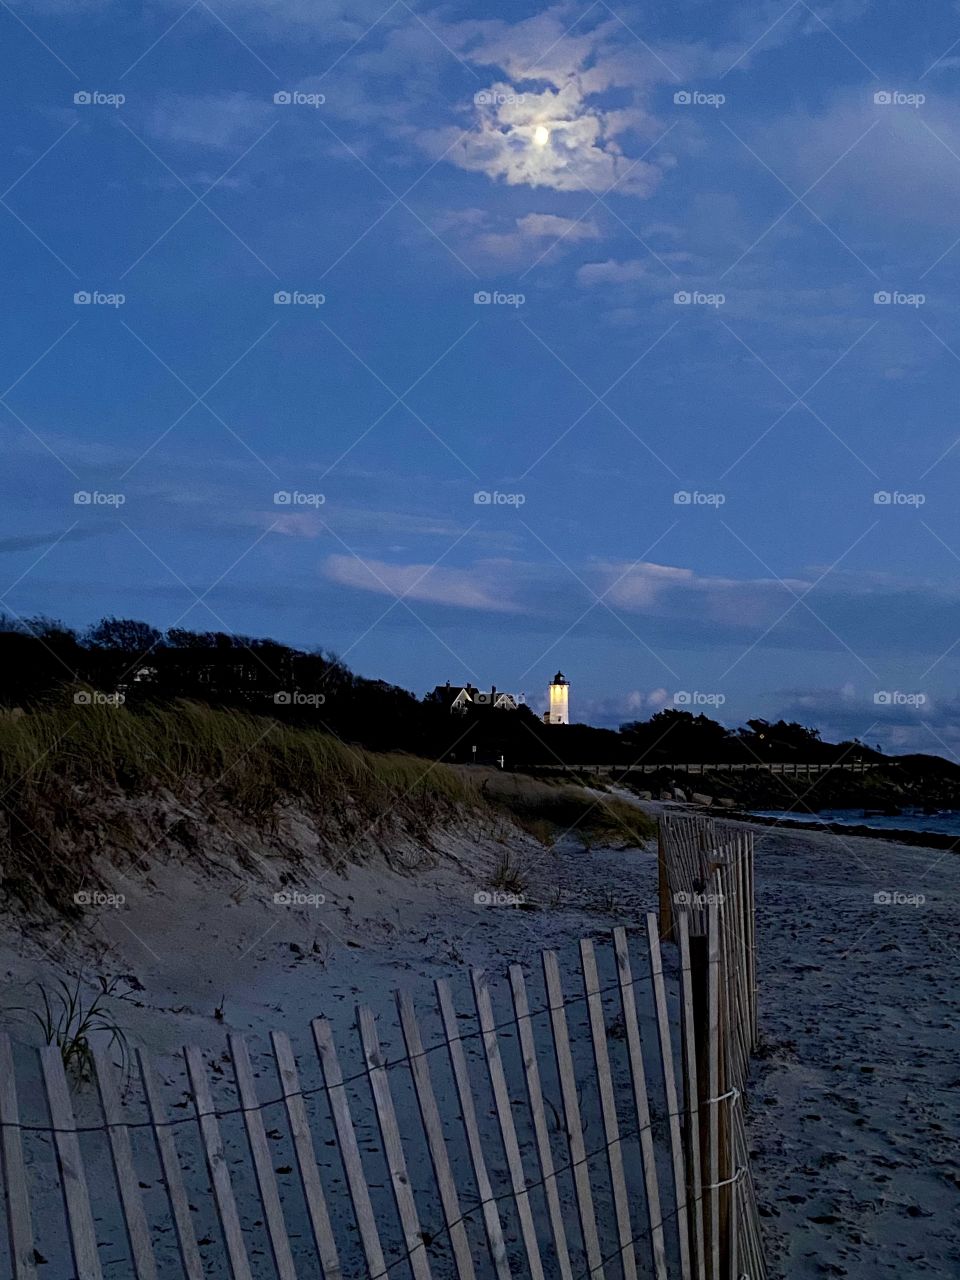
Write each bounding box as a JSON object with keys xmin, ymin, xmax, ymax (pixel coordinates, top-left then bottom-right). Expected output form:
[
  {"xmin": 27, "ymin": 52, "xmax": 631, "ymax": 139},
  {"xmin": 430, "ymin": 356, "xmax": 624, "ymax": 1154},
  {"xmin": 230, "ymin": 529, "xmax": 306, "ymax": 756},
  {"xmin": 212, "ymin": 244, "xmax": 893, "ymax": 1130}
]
[{"xmin": 544, "ymin": 670, "xmax": 569, "ymax": 725}]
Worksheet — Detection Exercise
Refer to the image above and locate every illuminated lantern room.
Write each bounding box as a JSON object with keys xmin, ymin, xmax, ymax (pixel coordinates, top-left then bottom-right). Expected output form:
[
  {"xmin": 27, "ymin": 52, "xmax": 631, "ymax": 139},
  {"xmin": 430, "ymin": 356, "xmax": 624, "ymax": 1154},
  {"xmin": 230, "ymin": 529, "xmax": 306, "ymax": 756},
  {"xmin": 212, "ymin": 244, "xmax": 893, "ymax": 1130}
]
[{"xmin": 545, "ymin": 670, "xmax": 569, "ymax": 725}]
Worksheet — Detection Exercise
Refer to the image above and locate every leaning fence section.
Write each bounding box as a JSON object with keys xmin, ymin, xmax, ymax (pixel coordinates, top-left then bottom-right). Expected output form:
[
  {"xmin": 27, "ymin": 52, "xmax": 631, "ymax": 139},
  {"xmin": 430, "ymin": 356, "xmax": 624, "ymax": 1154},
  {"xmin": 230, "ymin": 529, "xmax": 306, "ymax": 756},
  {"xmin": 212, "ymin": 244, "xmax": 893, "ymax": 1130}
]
[
  {"xmin": 1, "ymin": 820, "xmax": 766, "ymax": 1280},
  {"xmin": 659, "ymin": 813, "xmax": 766, "ymax": 1280}
]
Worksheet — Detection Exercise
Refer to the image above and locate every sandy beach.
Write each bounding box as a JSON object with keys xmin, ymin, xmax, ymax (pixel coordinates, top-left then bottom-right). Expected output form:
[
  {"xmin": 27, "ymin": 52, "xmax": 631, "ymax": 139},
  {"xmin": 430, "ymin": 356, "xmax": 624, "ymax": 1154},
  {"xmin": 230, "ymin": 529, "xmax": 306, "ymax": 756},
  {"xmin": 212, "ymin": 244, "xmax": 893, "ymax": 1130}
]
[
  {"xmin": 744, "ymin": 820, "xmax": 960, "ymax": 1279},
  {"xmin": 1, "ymin": 805, "xmax": 958, "ymax": 1277}
]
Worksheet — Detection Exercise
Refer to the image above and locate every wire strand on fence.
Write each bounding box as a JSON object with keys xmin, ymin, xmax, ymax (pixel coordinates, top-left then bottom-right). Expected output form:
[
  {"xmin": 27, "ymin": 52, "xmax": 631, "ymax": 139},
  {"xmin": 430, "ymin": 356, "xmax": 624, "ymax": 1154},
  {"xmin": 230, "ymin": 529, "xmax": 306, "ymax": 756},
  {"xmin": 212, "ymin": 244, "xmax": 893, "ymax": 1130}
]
[
  {"xmin": 389, "ymin": 1144, "xmax": 757, "ymax": 1280},
  {"xmin": 375, "ymin": 1111, "xmax": 698, "ymax": 1278},
  {"xmin": 0, "ymin": 959, "xmax": 663, "ymax": 1136}
]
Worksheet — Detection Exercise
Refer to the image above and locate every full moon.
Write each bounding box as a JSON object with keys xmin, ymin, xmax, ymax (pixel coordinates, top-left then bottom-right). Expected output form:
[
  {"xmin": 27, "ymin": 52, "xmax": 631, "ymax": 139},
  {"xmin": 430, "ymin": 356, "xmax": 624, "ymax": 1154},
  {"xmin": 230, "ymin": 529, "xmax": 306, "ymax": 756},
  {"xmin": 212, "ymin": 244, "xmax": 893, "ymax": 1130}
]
[{"xmin": 533, "ymin": 125, "xmax": 550, "ymax": 147}]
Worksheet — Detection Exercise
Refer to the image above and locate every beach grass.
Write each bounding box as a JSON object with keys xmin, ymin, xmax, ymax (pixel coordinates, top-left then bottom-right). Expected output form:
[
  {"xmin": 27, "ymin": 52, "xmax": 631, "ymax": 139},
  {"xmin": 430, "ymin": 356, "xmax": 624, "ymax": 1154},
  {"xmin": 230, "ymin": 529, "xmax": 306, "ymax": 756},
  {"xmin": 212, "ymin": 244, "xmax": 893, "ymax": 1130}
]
[
  {"xmin": 0, "ymin": 699, "xmax": 654, "ymax": 914},
  {"xmin": 0, "ymin": 698, "xmax": 482, "ymax": 910},
  {"xmin": 478, "ymin": 772, "xmax": 656, "ymax": 847}
]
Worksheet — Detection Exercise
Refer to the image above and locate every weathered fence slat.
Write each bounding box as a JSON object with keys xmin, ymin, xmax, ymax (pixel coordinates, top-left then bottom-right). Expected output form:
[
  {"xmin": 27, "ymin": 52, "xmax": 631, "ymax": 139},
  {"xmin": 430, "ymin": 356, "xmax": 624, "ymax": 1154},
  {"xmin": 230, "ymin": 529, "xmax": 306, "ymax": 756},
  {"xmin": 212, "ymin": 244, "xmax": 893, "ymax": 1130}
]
[
  {"xmin": 542, "ymin": 948, "xmax": 605, "ymax": 1280},
  {"xmin": 508, "ymin": 964, "xmax": 574, "ymax": 1280},
  {"xmin": 751, "ymin": 832, "xmax": 759, "ymax": 1039},
  {"xmin": 395, "ymin": 990, "xmax": 476, "ymax": 1280},
  {"xmin": 184, "ymin": 1044, "xmax": 254, "ymax": 1280},
  {"xmin": 92, "ymin": 1047, "xmax": 158, "ymax": 1280},
  {"xmin": 676, "ymin": 914, "xmax": 705, "ymax": 1280},
  {"xmin": 229, "ymin": 1034, "xmax": 298, "ymax": 1280},
  {"xmin": 137, "ymin": 1050, "xmax": 204, "ymax": 1280},
  {"xmin": 471, "ymin": 969, "xmax": 546, "ymax": 1280},
  {"xmin": 270, "ymin": 1030, "xmax": 342, "ymax": 1280},
  {"xmin": 611, "ymin": 928, "xmax": 668, "ymax": 1280},
  {"xmin": 658, "ymin": 822, "xmax": 673, "ymax": 941},
  {"xmin": 435, "ymin": 977, "xmax": 512, "ymax": 1280},
  {"xmin": 40, "ymin": 1045, "xmax": 104, "ymax": 1280},
  {"xmin": 645, "ymin": 913, "xmax": 692, "ymax": 1280},
  {"xmin": 579, "ymin": 939, "xmax": 637, "ymax": 1280},
  {"xmin": 716, "ymin": 865, "xmax": 737, "ymax": 1280},
  {"xmin": 705, "ymin": 890, "xmax": 722, "ymax": 1280},
  {"xmin": 0, "ymin": 1035, "xmax": 37, "ymax": 1280},
  {"xmin": 313, "ymin": 1017, "xmax": 388, "ymax": 1280},
  {"xmin": 356, "ymin": 1005, "xmax": 432, "ymax": 1280}
]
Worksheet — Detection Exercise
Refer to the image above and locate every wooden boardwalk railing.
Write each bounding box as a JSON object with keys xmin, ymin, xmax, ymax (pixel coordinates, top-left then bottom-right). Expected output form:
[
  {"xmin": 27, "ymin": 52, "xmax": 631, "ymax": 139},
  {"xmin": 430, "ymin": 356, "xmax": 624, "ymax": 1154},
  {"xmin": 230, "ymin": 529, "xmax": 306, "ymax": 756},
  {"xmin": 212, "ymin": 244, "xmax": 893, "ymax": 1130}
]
[
  {"xmin": 1, "ymin": 823, "xmax": 767, "ymax": 1280},
  {"xmin": 525, "ymin": 761, "xmax": 868, "ymax": 777}
]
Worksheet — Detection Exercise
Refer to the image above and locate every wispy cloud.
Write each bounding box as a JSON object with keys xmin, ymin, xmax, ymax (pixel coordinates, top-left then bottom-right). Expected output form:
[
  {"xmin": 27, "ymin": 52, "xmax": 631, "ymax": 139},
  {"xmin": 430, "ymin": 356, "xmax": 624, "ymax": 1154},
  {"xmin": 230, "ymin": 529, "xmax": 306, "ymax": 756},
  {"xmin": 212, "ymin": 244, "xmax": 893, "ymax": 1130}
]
[
  {"xmin": 145, "ymin": 92, "xmax": 272, "ymax": 150},
  {"xmin": 323, "ymin": 553, "xmax": 525, "ymax": 611}
]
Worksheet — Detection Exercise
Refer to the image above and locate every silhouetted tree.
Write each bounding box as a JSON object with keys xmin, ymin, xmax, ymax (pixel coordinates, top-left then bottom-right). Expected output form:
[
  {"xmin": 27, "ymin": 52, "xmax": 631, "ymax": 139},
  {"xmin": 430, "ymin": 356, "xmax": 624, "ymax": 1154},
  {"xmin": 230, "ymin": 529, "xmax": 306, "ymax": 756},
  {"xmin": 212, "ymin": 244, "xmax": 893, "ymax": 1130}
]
[{"xmin": 87, "ymin": 617, "xmax": 163, "ymax": 655}]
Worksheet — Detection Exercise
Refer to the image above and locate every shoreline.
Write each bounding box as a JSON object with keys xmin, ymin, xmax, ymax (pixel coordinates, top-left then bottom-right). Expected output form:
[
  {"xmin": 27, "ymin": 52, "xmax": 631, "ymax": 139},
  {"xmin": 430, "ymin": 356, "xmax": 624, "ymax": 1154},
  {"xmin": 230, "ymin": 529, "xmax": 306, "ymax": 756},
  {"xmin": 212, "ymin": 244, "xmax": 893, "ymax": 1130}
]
[{"xmin": 700, "ymin": 806, "xmax": 960, "ymax": 852}]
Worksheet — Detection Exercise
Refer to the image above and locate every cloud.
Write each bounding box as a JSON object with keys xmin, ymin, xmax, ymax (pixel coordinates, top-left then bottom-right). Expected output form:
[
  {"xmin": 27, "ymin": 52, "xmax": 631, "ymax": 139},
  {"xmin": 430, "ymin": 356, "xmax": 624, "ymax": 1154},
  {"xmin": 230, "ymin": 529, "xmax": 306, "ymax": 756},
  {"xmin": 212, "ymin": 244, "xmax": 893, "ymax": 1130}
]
[
  {"xmin": 270, "ymin": 507, "xmax": 477, "ymax": 542},
  {"xmin": 319, "ymin": 548, "xmax": 960, "ymax": 668},
  {"xmin": 768, "ymin": 683, "xmax": 958, "ymax": 757},
  {"xmin": 753, "ymin": 88, "xmax": 960, "ymax": 233},
  {"xmin": 516, "ymin": 212, "xmax": 600, "ymax": 241},
  {"xmin": 431, "ymin": 80, "xmax": 662, "ymax": 195},
  {"xmin": 580, "ymin": 686, "xmax": 672, "ymax": 728},
  {"xmin": 435, "ymin": 207, "xmax": 601, "ymax": 262},
  {"xmin": 146, "ymin": 92, "xmax": 272, "ymax": 150},
  {"xmin": 323, "ymin": 554, "xmax": 524, "ymax": 612},
  {"xmin": 603, "ymin": 561, "xmax": 812, "ymax": 628},
  {"xmin": 434, "ymin": 207, "xmax": 601, "ymax": 262},
  {"xmin": 577, "ymin": 258, "xmax": 651, "ymax": 286},
  {"xmin": 0, "ymin": 527, "xmax": 110, "ymax": 554},
  {"xmin": 170, "ymin": 0, "xmax": 394, "ymax": 41}
]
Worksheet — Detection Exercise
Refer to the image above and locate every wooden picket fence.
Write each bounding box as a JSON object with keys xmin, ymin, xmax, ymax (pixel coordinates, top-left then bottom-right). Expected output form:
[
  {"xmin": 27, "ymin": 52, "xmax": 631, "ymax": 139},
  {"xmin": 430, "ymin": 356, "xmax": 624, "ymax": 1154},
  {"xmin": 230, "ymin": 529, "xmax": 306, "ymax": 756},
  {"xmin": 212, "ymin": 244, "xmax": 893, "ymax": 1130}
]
[{"xmin": 0, "ymin": 822, "xmax": 766, "ymax": 1280}]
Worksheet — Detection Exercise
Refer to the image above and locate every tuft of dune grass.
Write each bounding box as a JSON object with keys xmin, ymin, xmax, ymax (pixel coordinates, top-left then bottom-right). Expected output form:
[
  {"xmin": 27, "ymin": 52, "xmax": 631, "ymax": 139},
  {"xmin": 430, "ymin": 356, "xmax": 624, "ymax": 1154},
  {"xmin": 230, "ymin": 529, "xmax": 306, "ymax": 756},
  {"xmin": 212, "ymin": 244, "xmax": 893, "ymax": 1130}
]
[{"xmin": 477, "ymin": 773, "xmax": 655, "ymax": 848}]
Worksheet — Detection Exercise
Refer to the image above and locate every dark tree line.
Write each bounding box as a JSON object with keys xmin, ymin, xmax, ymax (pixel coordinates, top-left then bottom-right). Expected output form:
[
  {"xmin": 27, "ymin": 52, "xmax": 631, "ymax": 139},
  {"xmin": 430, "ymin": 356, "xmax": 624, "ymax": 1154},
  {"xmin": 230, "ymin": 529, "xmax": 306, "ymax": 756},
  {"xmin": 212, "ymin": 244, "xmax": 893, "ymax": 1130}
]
[{"xmin": 0, "ymin": 615, "xmax": 878, "ymax": 767}]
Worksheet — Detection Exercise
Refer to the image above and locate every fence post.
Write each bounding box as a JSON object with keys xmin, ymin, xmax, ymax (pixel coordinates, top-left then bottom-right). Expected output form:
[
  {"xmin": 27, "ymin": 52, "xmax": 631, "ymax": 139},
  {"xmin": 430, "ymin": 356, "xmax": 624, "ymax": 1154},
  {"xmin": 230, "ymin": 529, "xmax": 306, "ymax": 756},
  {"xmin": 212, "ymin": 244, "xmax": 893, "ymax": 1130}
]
[
  {"xmin": 41, "ymin": 1046, "xmax": 105, "ymax": 1280},
  {"xmin": 646, "ymin": 914, "xmax": 692, "ymax": 1280},
  {"xmin": 688, "ymin": 926, "xmax": 711, "ymax": 1276},
  {"xmin": 676, "ymin": 916, "xmax": 705, "ymax": 1280},
  {"xmin": 658, "ymin": 820, "xmax": 674, "ymax": 941},
  {"xmin": 0, "ymin": 1036, "xmax": 38, "ymax": 1280}
]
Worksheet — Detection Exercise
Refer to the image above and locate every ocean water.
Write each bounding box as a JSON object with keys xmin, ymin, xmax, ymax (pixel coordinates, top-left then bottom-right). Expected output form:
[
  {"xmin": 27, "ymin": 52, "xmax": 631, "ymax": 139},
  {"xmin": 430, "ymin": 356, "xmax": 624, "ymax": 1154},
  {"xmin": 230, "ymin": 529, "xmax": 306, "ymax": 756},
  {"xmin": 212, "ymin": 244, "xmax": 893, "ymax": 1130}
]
[{"xmin": 750, "ymin": 808, "xmax": 960, "ymax": 836}]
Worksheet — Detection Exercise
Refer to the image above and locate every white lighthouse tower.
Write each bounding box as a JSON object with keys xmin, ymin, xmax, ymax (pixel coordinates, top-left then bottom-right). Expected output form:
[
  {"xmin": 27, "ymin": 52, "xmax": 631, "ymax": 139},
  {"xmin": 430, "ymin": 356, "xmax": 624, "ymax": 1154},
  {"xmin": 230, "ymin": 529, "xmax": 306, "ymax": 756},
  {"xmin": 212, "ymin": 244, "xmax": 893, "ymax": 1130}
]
[{"xmin": 545, "ymin": 670, "xmax": 569, "ymax": 725}]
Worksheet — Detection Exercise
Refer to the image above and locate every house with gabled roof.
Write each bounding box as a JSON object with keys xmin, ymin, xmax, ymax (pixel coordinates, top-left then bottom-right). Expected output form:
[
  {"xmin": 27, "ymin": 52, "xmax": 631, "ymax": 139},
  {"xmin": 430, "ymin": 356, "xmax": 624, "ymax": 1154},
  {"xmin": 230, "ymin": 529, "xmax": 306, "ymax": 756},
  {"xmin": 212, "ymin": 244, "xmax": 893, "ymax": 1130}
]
[{"xmin": 429, "ymin": 682, "xmax": 520, "ymax": 714}]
